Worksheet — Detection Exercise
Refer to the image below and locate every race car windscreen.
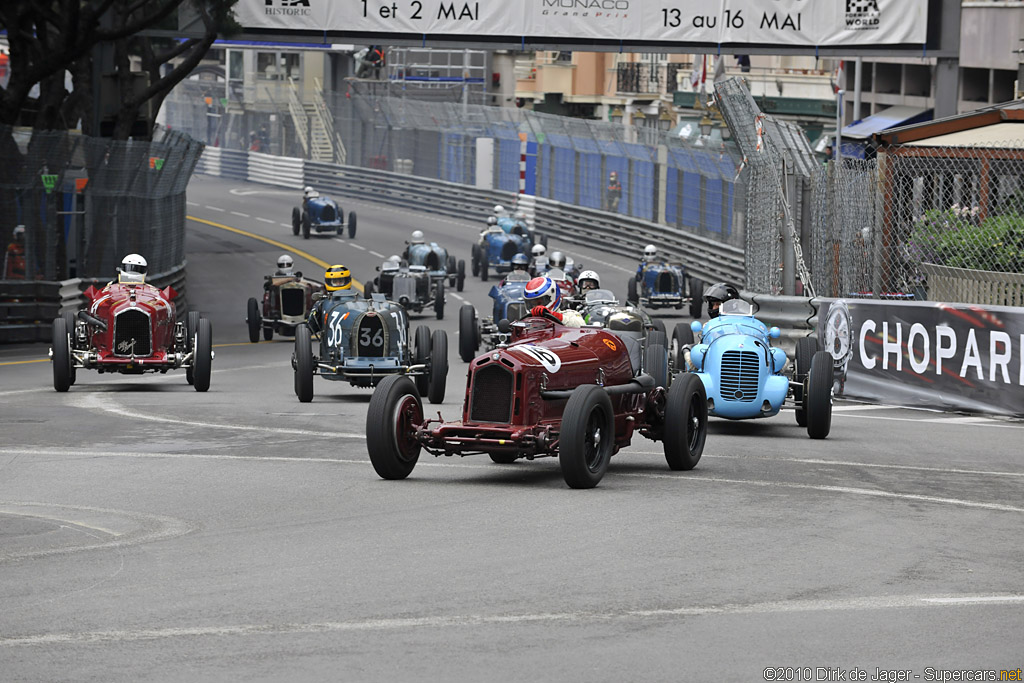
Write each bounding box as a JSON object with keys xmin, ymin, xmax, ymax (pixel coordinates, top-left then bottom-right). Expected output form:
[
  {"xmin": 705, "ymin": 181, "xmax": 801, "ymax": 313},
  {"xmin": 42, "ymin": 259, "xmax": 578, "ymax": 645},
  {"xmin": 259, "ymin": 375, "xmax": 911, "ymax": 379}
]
[
  {"xmin": 585, "ymin": 289, "xmax": 618, "ymax": 304},
  {"xmin": 720, "ymin": 299, "xmax": 755, "ymax": 317}
]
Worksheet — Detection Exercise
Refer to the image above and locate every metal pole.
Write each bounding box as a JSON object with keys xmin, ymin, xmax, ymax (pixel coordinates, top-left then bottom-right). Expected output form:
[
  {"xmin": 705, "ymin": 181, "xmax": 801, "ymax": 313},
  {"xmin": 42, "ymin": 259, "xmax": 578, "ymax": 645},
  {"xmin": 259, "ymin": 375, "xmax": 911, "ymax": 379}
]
[
  {"xmin": 853, "ymin": 58, "xmax": 863, "ymax": 122},
  {"xmin": 835, "ymin": 89, "xmax": 844, "ymax": 166}
]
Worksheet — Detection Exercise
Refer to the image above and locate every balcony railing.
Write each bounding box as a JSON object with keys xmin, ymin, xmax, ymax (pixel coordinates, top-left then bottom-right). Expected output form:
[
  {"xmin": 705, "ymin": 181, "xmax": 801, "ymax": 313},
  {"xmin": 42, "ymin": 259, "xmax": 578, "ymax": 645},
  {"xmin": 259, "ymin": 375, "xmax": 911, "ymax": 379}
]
[{"xmin": 617, "ymin": 63, "xmax": 661, "ymax": 95}]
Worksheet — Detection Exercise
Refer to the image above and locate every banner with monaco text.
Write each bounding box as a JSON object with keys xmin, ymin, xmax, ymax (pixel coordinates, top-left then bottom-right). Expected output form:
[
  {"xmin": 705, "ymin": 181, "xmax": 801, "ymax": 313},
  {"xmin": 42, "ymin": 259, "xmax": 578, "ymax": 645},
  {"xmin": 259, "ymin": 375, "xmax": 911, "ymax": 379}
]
[
  {"xmin": 816, "ymin": 298, "xmax": 1024, "ymax": 417},
  {"xmin": 236, "ymin": 0, "xmax": 928, "ymax": 48}
]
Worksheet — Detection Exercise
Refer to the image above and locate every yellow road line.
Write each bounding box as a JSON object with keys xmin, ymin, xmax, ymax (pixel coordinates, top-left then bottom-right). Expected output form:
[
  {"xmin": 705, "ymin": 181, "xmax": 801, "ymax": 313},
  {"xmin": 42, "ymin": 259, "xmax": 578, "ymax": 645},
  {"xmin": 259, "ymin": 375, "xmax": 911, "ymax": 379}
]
[
  {"xmin": 187, "ymin": 216, "xmax": 364, "ymax": 292},
  {"xmin": 0, "ymin": 358, "xmax": 49, "ymax": 366}
]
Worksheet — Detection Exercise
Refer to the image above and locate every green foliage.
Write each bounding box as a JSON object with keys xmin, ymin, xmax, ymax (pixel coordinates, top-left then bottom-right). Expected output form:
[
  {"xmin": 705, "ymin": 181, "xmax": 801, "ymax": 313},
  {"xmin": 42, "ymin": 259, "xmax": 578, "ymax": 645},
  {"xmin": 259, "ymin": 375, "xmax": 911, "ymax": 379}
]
[{"xmin": 908, "ymin": 206, "xmax": 1024, "ymax": 273}]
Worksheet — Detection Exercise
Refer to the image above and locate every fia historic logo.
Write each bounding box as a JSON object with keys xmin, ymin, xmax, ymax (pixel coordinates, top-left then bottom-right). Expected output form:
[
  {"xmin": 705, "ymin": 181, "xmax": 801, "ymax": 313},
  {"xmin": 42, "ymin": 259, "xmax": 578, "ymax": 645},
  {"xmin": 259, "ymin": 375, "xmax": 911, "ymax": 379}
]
[
  {"xmin": 845, "ymin": 0, "xmax": 880, "ymax": 31},
  {"xmin": 264, "ymin": 0, "xmax": 312, "ymax": 17}
]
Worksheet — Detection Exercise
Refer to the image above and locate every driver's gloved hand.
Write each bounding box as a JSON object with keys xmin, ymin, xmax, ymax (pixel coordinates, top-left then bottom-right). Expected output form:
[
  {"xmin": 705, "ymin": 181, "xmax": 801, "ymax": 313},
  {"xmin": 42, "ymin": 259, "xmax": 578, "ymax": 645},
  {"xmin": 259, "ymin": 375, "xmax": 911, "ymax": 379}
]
[{"xmin": 531, "ymin": 306, "xmax": 562, "ymax": 322}]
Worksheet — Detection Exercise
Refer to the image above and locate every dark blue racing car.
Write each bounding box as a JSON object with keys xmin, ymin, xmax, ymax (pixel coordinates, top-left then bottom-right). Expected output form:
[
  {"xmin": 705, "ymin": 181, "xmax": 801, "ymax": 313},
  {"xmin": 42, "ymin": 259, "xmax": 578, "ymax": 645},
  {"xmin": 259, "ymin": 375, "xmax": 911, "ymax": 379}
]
[{"xmin": 292, "ymin": 187, "xmax": 356, "ymax": 239}]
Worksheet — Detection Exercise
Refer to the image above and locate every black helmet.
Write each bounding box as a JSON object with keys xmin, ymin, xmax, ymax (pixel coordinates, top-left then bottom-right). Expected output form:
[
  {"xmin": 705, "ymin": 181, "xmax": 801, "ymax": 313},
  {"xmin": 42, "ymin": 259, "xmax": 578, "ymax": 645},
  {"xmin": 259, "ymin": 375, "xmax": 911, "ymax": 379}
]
[
  {"xmin": 703, "ymin": 282, "xmax": 740, "ymax": 318},
  {"xmin": 511, "ymin": 253, "xmax": 530, "ymax": 270}
]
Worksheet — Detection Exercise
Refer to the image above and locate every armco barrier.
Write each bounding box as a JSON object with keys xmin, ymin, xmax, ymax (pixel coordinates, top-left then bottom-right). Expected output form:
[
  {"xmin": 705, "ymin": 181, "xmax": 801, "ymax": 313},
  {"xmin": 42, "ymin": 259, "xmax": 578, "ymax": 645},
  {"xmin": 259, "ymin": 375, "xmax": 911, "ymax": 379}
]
[
  {"xmin": 248, "ymin": 152, "xmax": 304, "ymax": 189},
  {"xmin": 201, "ymin": 151, "xmax": 747, "ymax": 288}
]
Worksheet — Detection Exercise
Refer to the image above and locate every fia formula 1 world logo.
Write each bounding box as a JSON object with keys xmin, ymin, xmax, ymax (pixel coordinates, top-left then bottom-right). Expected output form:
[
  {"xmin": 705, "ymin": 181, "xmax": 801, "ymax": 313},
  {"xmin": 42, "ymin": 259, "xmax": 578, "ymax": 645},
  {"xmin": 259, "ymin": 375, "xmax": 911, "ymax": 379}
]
[
  {"xmin": 845, "ymin": 0, "xmax": 880, "ymax": 31},
  {"xmin": 264, "ymin": 0, "xmax": 312, "ymax": 17}
]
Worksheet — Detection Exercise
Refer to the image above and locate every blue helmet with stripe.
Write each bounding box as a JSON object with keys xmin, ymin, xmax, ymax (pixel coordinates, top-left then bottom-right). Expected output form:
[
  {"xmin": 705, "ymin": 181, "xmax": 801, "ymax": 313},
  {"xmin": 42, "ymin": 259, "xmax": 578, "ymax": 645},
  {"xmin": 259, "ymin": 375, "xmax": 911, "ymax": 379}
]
[{"xmin": 524, "ymin": 276, "xmax": 561, "ymax": 310}]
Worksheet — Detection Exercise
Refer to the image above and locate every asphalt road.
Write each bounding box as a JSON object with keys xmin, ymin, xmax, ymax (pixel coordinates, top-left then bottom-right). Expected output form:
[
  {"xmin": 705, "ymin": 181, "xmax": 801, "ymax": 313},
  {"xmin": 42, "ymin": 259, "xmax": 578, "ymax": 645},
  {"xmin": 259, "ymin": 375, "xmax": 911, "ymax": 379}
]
[{"xmin": 0, "ymin": 175, "xmax": 1021, "ymax": 682}]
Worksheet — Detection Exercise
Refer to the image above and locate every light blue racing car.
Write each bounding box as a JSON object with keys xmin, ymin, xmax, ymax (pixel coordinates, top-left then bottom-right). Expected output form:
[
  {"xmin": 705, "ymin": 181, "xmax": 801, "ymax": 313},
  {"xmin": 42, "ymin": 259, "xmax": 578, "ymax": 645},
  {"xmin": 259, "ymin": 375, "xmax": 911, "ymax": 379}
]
[{"xmin": 685, "ymin": 298, "xmax": 833, "ymax": 438}]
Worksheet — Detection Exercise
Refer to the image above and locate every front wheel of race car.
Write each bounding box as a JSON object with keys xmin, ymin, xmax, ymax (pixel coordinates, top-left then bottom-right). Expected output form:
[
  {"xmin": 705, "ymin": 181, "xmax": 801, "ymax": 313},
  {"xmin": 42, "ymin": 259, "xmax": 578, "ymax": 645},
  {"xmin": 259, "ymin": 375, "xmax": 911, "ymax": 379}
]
[
  {"xmin": 434, "ymin": 281, "xmax": 445, "ymax": 320},
  {"xmin": 794, "ymin": 336, "xmax": 819, "ymax": 427},
  {"xmin": 689, "ymin": 277, "xmax": 704, "ymax": 318},
  {"xmin": 292, "ymin": 207, "xmax": 301, "ymax": 236},
  {"xmin": 294, "ymin": 324, "xmax": 315, "ymax": 403},
  {"xmin": 644, "ymin": 339, "xmax": 669, "ymax": 390},
  {"xmin": 366, "ymin": 375, "xmax": 423, "ymax": 480},
  {"xmin": 805, "ymin": 350, "xmax": 833, "ymax": 439},
  {"xmin": 470, "ymin": 244, "xmax": 480, "ymax": 277},
  {"xmin": 348, "ymin": 211, "xmax": 357, "ymax": 238},
  {"xmin": 186, "ymin": 310, "xmax": 201, "ymax": 385},
  {"xmin": 627, "ymin": 277, "xmax": 638, "ymax": 305},
  {"xmin": 51, "ymin": 317, "xmax": 72, "ymax": 392},
  {"xmin": 480, "ymin": 258, "xmax": 488, "ymax": 282},
  {"xmin": 427, "ymin": 329, "xmax": 448, "ymax": 405},
  {"xmin": 458, "ymin": 304, "xmax": 478, "ymax": 362},
  {"xmin": 671, "ymin": 322, "xmax": 695, "ymax": 373},
  {"xmin": 663, "ymin": 372, "xmax": 708, "ymax": 471},
  {"xmin": 246, "ymin": 298, "xmax": 261, "ymax": 343},
  {"xmin": 301, "ymin": 211, "xmax": 311, "ymax": 239},
  {"xmin": 559, "ymin": 384, "xmax": 614, "ymax": 489},
  {"xmin": 456, "ymin": 259, "xmax": 465, "ymax": 292},
  {"xmin": 413, "ymin": 325, "xmax": 432, "ymax": 397},
  {"xmin": 192, "ymin": 317, "xmax": 213, "ymax": 392}
]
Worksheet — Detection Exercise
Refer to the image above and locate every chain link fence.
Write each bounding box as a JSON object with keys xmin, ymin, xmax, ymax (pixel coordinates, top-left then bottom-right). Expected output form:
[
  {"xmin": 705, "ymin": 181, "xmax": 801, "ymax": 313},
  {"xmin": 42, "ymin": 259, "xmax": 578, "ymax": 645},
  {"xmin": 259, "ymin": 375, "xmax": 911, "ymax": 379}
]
[{"xmin": 0, "ymin": 124, "xmax": 203, "ymax": 282}]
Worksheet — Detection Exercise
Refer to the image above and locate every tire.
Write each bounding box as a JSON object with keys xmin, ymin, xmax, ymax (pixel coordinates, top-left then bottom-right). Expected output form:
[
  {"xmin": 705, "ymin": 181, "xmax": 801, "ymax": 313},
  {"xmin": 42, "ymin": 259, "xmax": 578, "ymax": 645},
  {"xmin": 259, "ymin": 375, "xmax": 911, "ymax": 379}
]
[
  {"xmin": 301, "ymin": 211, "xmax": 310, "ymax": 239},
  {"xmin": 192, "ymin": 317, "xmax": 213, "ymax": 392},
  {"xmin": 427, "ymin": 329, "xmax": 448, "ymax": 405},
  {"xmin": 480, "ymin": 257, "xmax": 488, "ymax": 282},
  {"xmin": 292, "ymin": 206, "xmax": 301, "ymax": 236},
  {"xmin": 805, "ymin": 350, "xmax": 833, "ymax": 439},
  {"xmin": 246, "ymin": 297, "xmax": 261, "ymax": 343},
  {"xmin": 186, "ymin": 310, "xmax": 201, "ymax": 385},
  {"xmin": 489, "ymin": 453, "xmax": 519, "ymax": 464},
  {"xmin": 471, "ymin": 244, "xmax": 480, "ymax": 277},
  {"xmin": 294, "ymin": 324, "xmax": 314, "ymax": 403},
  {"xmin": 794, "ymin": 336, "xmax": 819, "ymax": 427},
  {"xmin": 263, "ymin": 324, "xmax": 274, "ymax": 341},
  {"xmin": 627, "ymin": 277, "xmax": 638, "ymax": 305},
  {"xmin": 644, "ymin": 341, "xmax": 669, "ymax": 390},
  {"xmin": 364, "ymin": 280, "xmax": 375, "ymax": 298},
  {"xmin": 671, "ymin": 322, "xmax": 695, "ymax": 373},
  {"xmin": 650, "ymin": 318, "xmax": 666, "ymax": 337},
  {"xmin": 647, "ymin": 330, "xmax": 667, "ymax": 348},
  {"xmin": 458, "ymin": 304, "xmax": 478, "ymax": 362},
  {"xmin": 413, "ymin": 325, "xmax": 432, "ymax": 396},
  {"xmin": 688, "ymin": 277, "xmax": 703, "ymax": 318},
  {"xmin": 61, "ymin": 311, "xmax": 77, "ymax": 386},
  {"xmin": 447, "ymin": 254, "xmax": 456, "ymax": 277},
  {"xmin": 348, "ymin": 211, "xmax": 357, "ymax": 238},
  {"xmin": 663, "ymin": 373, "xmax": 708, "ymax": 471},
  {"xmin": 558, "ymin": 384, "xmax": 615, "ymax": 489},
  {"xmin": 51, "ymin": 317, "xmax": 72, "ymax": 392},
  {"xmin": 456, "ymin": 260, "xmax": 466, "ymax": 292},
  {"xmin": 434, "ymin": 280, "xmax": 445, "ymax": 320},
  {"xmin": 366, "ymin": 375, "xmax": 423, "ymax": 480}
]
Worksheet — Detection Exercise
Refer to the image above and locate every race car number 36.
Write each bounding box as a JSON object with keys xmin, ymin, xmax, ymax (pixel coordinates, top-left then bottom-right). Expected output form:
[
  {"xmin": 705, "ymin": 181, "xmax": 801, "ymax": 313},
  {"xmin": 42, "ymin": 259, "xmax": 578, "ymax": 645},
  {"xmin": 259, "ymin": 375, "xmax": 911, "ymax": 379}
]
[{"xmin": 515, "ymin": 345, "xmax": 561, "ymax": 373}]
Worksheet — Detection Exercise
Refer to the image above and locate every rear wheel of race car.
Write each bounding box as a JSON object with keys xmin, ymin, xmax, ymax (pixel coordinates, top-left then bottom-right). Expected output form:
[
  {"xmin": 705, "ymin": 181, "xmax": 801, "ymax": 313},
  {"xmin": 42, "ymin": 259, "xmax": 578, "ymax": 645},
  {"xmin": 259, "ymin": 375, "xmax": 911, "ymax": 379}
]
[
  {"xmin": 367, "ymin": 375, "xmax": 423, "ymax": 480},
  {"xmin": 61, "ymin": 311, "xmax": 77, "ymax": 385},
  {"xmin": 559, "ymin": 385, "xmax": 614, "ymax": 489},
  {"xmin": 434, "ymin": 281, "xmax": 445, "ymax": 320},
  {"xmin": 471, "ymin": 245, "xmax": 480, "ymax": 277},
  {"xmin": 413, "ymin": 325, "xmax": 432, "ymax": 396},
  {"xmin": 458, "ymin": 304, "xmax": 479, "ymax": 362},
  {"xmin": 627, "ymin": 277, "xmax": 638, "ymax": 305},
  {"xmin": 292, "ymin": 207, "xmax": 301, "ymax": 236},
  {"xmin": 348, "ymin": 211, "xmax": 357, "ymax": 238},
  {"xmin": 480, "ymin": 257, "xmax": 488, "ymax": 282},
  {"xmin": 186, "ymin": 310, "xmax": 201, "ymax": 385},
  {"xmin": 51, "ymin": 317, "xmax": 72, "ymax": 392},
  {"xmin": 301, "ymin": 211, "xmax": 310, "ymax": 239},
  {"xmin": 192, "ymin": 318, "xmax": 213, "ymax": 393},
  {"xmin": 456, "ymin": 259, "xmax": 465, "ymax": 291},
  {"xmin": 644, "ymin": 340, "xmax": 669, "ymax": 389},
  {"xmin": 427, "ymin": 329, "xmax": 448, "ymax": 405},
  {"xmin": 689, "ymin": 277, "xmax": 704, "ymax": 318},
  {"xmin": 363, "ymin": 280, "xmax": 375, "ymax": 299},
  {"xmin": 446, "ymin": 255, "xmax": 456, "ymax": 284},
  {"xmin": 805, "ymin": 350, "xmax": 833, "ymax": 440},
  {"xmin": 794, "ymin": 336, "xmax": 819, "ymax": 427},
  {"xmin": 650, "ymin": 318, "xmax": 666, "ymax": 338},
  {"xmin": 671, "ymin": 322, "xmax": 695, "ymax": 373},
  {"xmin": 663, "ymin": 373, "xmax": 708, "ymax": 471},
  {"xmin": 246, "ymin": 297, "xmax": 261, "ymax": 343},
  {"xmin": 294, "ymin": 324, "xmax": 314, "ymax": 403}
]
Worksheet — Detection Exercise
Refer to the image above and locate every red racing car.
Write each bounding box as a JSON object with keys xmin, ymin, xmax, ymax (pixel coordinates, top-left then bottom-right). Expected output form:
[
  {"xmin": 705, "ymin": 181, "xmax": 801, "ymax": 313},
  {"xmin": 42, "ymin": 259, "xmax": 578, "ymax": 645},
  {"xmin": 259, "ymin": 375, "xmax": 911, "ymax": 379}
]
[
  {"xmin": 366, "ymin": 316, "xmax": 709, "ymax": 488},
  {"xmin": 50, "ymin": 281, "xmax": 213, "ymax": 392}
]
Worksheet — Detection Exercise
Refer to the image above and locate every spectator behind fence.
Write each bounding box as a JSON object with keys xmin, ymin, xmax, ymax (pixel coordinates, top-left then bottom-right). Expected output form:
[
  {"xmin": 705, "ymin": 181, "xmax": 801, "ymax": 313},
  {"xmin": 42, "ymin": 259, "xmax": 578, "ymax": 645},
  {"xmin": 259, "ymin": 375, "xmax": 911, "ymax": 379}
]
[{"xmin": 3, "ymin": 225, "xmax": 26, "ymax": 279}]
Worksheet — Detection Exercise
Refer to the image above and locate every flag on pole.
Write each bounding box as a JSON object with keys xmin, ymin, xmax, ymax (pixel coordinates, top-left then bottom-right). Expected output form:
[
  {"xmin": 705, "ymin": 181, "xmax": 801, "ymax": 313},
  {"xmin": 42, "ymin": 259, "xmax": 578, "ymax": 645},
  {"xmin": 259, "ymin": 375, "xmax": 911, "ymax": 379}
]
[
  {"xmin": 712, "ymin": 55, "xmax": 726, "ymax": 83},
  {"xmin": 690, "ymin": 56, "xmax": 702, "ymax": 90},
  {"xmin": 833, "ymin": 60, "xmax": 845, "ymax": 93}
]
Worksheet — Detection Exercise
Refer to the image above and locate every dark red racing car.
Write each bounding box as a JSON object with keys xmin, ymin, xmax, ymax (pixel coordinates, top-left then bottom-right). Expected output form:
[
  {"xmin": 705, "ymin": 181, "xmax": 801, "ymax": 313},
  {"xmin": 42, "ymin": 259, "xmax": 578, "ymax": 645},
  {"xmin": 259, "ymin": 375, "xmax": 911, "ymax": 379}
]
[{"xmin": 366, "ymin": 316, "xmax": 709, "ymax": 488}]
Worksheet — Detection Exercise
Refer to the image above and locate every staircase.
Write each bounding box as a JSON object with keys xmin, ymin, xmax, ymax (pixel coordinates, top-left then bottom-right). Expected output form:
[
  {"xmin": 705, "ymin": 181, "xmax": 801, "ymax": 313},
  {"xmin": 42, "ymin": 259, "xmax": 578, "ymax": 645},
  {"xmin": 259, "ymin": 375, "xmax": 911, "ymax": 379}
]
[{"xmin": 286, "ymin": 77, "xmax": 346, "ymax": 164}]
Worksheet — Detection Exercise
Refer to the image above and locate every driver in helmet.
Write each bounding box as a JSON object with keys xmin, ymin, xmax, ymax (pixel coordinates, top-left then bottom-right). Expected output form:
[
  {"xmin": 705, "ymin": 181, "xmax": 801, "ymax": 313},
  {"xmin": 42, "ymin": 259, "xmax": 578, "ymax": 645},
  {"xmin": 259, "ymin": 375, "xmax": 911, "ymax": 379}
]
[
  {"xmin": 483, "ymin": 216, "xmax": 501, "ymax": 233},
  {"xmin": 493, "ymin": 204, "xmax": 507, "ymax": 217},
  {"xmin": 275, "ymin": 254, "xmax": 295, "ymax": 276},
  {"xmin": 703, "ymin": 282, "xmax": 741, "ymax": 319},
  {"xmin": 523, "ymin": 276, "xmax": 584, "ymax": 328},
  {"xmin": 530, "ymin": 243, "xmax": 547, "ymax": 276},
  {"xmin": 635, "ymin": 244, "xmax": 660, "ymax": 281},
  {"xmin": 402, "ymin": 230, "xmax": 425, "ymax": 260},
  {"xmin": 576, "ymin": 270, "xmax": 601, "ymax": 294},
  {"xmin": 307, "ymin": 264, "xmax": 355, "ymax": 335},
  {"xmin": 117, "ymin": 253, "xmax": 148, "ymax": 285},
  {"xmin": 500, "ymin": 253, "xmax": 532, "ymax": 284}
]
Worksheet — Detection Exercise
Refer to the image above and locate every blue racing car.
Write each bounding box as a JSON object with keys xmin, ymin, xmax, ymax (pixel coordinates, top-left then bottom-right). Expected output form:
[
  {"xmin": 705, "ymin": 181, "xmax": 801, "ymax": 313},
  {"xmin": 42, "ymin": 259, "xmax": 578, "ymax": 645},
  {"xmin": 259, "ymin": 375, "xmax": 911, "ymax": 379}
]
[
  {"xmin": 457, "ymin": 271, "xmax": 532, "ymax": 361},
  {"xmin": 686, "ymin": 298, "xmax": 833, "ymax": 438},
  {"xmin": 292, "ymin": 188, "xmax": 356, "ymax": 239}
]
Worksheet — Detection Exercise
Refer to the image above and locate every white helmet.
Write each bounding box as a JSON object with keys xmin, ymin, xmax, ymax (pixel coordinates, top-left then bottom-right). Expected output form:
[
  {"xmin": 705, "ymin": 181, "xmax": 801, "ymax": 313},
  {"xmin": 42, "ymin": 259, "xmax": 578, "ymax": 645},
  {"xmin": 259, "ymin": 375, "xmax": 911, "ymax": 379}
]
[
  {"xmin": 486, "ymin": 216, "xmax": 498, "ymax": 226},
  {"xmin": 410, "ymin": 230, "xmax": 425, "ymax": 244},
  {"xmin": 643, "ymin": 244, "xmax": 657, "ymax": 260},
  {"xmin": 277, "ymin": 254, "xmax": 294, "ymax": 274},
  {"xmin": 493, "ymin": 204, "xmax": 505, "ymax": 215},
  {"xmin": 531, "ymin": 243, "xmax": 546, "ymax": 257},
  {"xmin": 578, "ymin": 269, "xmax": 600, "ymax": 291},
  {"xmin": 303, "ymin": 186, "xmax": 319, "ymax": 199},
  {"xmin": 119, "ymin": 253, "xmax": 148, "ymax": 284}
]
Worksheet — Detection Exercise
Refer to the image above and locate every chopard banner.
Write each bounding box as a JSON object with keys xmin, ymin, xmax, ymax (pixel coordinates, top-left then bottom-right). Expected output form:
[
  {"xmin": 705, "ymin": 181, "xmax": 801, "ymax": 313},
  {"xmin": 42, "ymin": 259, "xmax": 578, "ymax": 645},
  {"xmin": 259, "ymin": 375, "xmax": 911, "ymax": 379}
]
[
  {"xmin": 236, "ymin": 0, "xmax": 928, "ymax": 46},
  {"xmin": 817, "ymin": 298, "xmax": 1024, "ymax": 417}
]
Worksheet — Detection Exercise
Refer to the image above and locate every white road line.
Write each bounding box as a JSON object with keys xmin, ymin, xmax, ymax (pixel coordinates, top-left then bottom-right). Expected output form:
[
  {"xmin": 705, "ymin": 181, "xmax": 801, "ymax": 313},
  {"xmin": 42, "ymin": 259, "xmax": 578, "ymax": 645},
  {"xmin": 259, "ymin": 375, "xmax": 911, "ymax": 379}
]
[
  {"xmin": 72, "ymin": 394, "xmax": 364, "ymax": 439},
  {"xmin": 204, "ymin": 206, "xmax": 224, "ymax": 212},
  {"xmin": 348, "ymin": 242, "xmax": 367, "ymax": 250},
  {"xmin": 831, "ymin": 404, "xmax": 900, "ymax": 412},
  {"xmin": 835, "ymin": 413, "xmax": 1024, "ymax": 429},
  {"xmin": 280, "ymin": 223, "xmax": 291, "ymax": 228},
  {"xmin": 3, "ymin": 594, "xmax": 1022, "ymax": 645},
  {"xmin": 451, "ymin": 293, "xmax": 465, "ymax": 302},
  {"xmin": 230, "ymin": 211, "xmax": 250, "ymax": 218},
  {"xmin": 256, "ymin": 217, "xmax": 275, "ymax": 224},
  {"xmin": 186, "ymin": 201, "xmax": 199, "ymax": 206},
  {"xmin": 369, "ymin": 250, "xmax": 384, "ymax": 258}
]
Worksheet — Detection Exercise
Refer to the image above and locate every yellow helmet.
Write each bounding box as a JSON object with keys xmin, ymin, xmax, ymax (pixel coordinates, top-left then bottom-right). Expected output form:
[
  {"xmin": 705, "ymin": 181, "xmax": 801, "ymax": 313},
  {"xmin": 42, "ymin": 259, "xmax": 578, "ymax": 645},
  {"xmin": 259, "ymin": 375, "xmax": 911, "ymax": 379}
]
[{"xmin": 324, "ymin": 264, "xmax": 352, "ymax": 291}]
